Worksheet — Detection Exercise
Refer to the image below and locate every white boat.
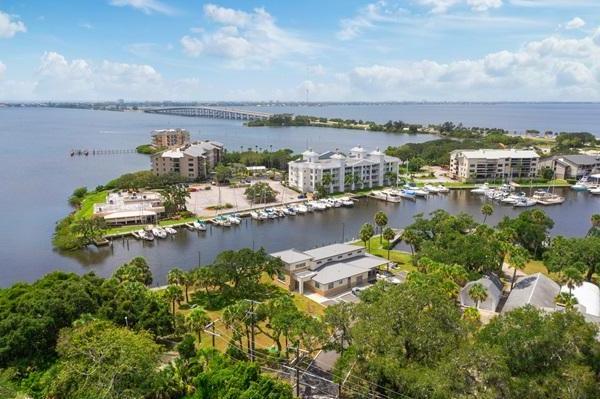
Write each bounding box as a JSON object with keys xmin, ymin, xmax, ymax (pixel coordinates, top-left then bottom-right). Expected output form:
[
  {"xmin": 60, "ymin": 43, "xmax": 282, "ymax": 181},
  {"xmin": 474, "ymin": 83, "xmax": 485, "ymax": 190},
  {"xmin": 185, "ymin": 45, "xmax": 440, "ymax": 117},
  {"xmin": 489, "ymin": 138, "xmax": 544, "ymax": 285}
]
[
  {"xmin": 332, "ymin": 199, "xmax": 342, "ymax": 208},
  {"xmin": 339, "ymin": 197, "xmax": 354, "ymax": 207},
  {"xmin": 138, "ymin": 229, "xmax": 154, "ymax": 241},
  {"xmin": 164, "ymin": 227, "xmax": 177, "ymax": 235},
  {"xmin": 151, "ymin": 227, "xmax": 167, "ymax": 239},
  {"xmin": 258, "ymin": 211, "xmax": 270, "ymax": 219},
  {"xmin": 193, "ymin": 220, "xmax": 207, "ymax": 231},
  {"xmin": 250, "ymin": 211, "xmax": 261, "ymax": 220},
  {"xmin": 436, "ymin": 185, "xmax": 450, "ymax": 193},
  {"xmin": 589, "ymin": 186, "xmax": 600, "ymax": 195},
  {"xmin": 424, "ymin": 184, "xmax": 441, "ymax": 193},
  {"xmin": 501, "ymin": 192, "xmax": 525, "ymax": 204},
  {"xmin": 532, "ymin": 190, "xmax": 565, "ymax": 205},
  {"xmin": 399, "ymin": 189, "xmax": 417, "ymax": 200},
  {"xmin": 513, "ymin": 197, "xmax": 537, "ymax": 207},
  {"xmin": 227, "ymin": 215, "xmax": 241, "ymax": 224},
  {"xmin": 294, "ymin": 204, "xmax": 308, "ymax": 213},
  {"xmin": 471, "ymin": 183, "xmax": 490, "ymax": 194}
]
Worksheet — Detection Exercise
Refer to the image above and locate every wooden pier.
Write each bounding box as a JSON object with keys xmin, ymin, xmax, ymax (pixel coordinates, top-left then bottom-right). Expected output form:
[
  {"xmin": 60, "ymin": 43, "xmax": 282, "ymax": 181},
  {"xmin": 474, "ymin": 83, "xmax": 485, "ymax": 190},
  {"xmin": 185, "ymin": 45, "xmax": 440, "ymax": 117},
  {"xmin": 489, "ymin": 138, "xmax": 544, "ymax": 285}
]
[{"xmin": 70, "ymin": 149, "xmax": 136, "ymax": 156}]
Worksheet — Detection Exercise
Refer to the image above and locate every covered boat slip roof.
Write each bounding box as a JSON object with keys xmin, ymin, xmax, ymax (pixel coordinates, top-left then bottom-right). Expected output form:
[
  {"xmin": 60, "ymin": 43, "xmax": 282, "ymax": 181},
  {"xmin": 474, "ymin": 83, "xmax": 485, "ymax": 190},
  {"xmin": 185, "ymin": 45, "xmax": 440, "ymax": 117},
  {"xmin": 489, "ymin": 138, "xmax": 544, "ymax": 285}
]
[{"xmin": 311, "ymin": 255, "xmax": 388, "ymax": 285}]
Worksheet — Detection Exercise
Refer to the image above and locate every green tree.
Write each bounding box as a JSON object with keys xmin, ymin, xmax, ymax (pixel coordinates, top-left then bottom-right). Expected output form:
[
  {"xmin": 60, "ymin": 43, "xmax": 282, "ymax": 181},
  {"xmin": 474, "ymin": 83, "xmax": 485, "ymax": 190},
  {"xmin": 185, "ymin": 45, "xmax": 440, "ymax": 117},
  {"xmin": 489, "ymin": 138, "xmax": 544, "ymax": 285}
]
[
  {"xmin": 498, "ymin": 209, "xmax": 554, "ymax": 258},
  {"xmin": 401, "ymin": 228, "xmax": 419, "ymax": 259},
  {"xmin": 352, "ymin": 172, "xmax": 362, "ymax": 190},
  {"xmin": 321, "ymin": 172, "xmax": 333, "ymax": 194},
  {"xmin": 324, "ymin": 302, "xmax": 355, "ymax": 355},
  {"xmin": 468, "ymin": 283, "xmax": 488, "ymax": 309},
  {"xmin": 587, "ymin": 214, "xmax": 600, "ymax": 237},
  {"xmin": 374, "ymin": 211, "xmax": 388, "ymax": 243},
  {"xmin": 382, "ymin": 227, "xmax": 396, "ymax": 260},
  {"xmin": 245, "ymin": 182, "xmax": 277, "ymax": 203},
  {"xmin": 168, "ymin": 267, "xmax": 191, "ymax": 302},
  {"xmin": 214, "ymin": 163, "xmax": 233, "ymax": 184},
  {"xmin": 561, "ymin": 266, "xmax": 584, "ymax": 300},
  {"xmin": 344, "ymin": 173, "xmax": 354, "ymax": 189},
  {"xmin": 165, "ymin": 285, "xmax": 184, "ymax": 314},
  {"xmin": 113, "ymin": 256, "xmax": 153, "ymax": 286},
  {"xmin": 507, "ymin": 244, "xmax": 529, "ymax": 291},
  {"xmin": 71, "ymin": 217, "xmax": 107, "ymax": 245},
  {"xmin": 186, "ymin": 307, "xmax": 211, "ymax": 344},
  {"xmin": 545, "ymin": 235, "xmax": 600, "ymax": 281},
  {"xmin": 359, "ymin": 223, "xmax": 375, "ymax": 251},
  {"xmin": 480, "ymin": 203, "xmax": 494, "ymax": 224},
  {"xmin": 47, "ymin": 320, "xmax": 161, "ymax": 399},
  {"xmin": 162, "ymin": 184, "xmax": 190, "ymax": 216}
]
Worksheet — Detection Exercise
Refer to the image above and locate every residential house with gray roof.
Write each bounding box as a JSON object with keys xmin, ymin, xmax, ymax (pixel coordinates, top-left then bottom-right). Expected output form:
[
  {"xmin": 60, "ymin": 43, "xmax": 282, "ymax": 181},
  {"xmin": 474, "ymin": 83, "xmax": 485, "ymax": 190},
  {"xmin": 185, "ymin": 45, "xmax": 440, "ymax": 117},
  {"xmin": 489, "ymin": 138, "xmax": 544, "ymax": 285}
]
[
  {"xmin": 539, "ymin": 154, "xmax": 600, "ymax": 180},
  {"xmin": 460, "ymin": 274, "xmax": 503, "ymax": 312}
]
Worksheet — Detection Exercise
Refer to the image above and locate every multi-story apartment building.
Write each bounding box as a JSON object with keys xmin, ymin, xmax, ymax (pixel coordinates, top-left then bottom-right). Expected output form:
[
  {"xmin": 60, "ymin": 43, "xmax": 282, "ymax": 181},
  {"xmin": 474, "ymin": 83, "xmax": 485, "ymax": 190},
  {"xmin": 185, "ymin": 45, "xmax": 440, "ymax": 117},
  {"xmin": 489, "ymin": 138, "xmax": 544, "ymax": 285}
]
[
  {"xmin": 539, "ymin": 154, "xmax": 600, "ymax": 180},
  {"xmin": 151, "ymin": 128, "xmax": 191, "ymax": 148},
  {"xmin": 151, "ymin": 140, "xmax": 224, "ymax": 180},
  {"xmin": 449, "ymin": 149, "xmax": 540, "ymax": 182},
  {"xmin": 288, "ymin": 146, "xmax": 401, "ymax": 194}
]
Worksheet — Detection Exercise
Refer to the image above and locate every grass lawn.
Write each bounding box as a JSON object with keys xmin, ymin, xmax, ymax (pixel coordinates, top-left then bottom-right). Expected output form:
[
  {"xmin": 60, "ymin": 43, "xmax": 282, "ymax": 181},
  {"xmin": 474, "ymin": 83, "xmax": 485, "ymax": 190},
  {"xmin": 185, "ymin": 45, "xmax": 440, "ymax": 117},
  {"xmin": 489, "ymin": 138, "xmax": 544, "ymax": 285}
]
[
  {"xmin": 74, "ymin": 190, "xmax": 108, "ymax": 220},
  {"xmin": 352, "ymin": 235, "xmax": 416, "ymax": 273},
  {"xmin": 522, "ymin": 259, "xmax": 550, "ymax": 276}
]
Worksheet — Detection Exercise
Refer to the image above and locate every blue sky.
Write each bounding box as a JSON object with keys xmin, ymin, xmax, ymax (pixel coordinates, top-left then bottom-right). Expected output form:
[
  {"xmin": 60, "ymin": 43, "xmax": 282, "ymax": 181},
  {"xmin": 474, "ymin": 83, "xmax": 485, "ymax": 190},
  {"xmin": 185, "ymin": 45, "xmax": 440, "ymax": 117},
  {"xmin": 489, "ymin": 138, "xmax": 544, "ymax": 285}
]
[{"xmin": 1, "ymin": 0, "xmax": 600, "ymax": 101}]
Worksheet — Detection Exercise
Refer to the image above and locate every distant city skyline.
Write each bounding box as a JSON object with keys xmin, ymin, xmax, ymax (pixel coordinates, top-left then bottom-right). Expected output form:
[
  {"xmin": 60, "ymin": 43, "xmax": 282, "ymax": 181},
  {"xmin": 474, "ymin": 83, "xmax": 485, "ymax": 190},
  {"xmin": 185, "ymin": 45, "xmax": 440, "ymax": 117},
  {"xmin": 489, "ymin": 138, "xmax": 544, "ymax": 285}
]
[{"xmin": 1, "ymin": 0, "xmax": 600, "ymax": 101}]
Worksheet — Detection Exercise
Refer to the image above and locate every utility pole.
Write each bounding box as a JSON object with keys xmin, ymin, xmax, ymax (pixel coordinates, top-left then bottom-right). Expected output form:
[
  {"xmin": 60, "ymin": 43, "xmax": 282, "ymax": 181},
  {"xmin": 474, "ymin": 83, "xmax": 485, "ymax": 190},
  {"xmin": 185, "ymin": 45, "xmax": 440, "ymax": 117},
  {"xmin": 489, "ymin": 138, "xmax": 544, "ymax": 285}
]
[
  {"xmin": 211, "ymin": 322, "xmax": 215, "ymax": 348},
  {"xmin": 295, "ymin": 345, "xmax": 300, "ymax": 398},
  {"xmin": 244, "ymin": 299, "xmax": 261, "ymax": 362}
]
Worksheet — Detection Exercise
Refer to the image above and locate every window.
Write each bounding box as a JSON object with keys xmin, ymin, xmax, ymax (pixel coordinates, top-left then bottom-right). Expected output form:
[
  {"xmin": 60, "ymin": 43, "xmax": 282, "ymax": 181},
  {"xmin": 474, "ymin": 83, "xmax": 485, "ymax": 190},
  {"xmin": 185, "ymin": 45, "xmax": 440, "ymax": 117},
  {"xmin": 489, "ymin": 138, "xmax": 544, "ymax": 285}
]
[
  {"xmin": 315, "ymin": 282, "xmax": 320, "ymax": 289},
  {"xmin": 338, "ymin": 279, "xmax": 344, "ymax": 284},
  {"xmin": 328, "ymin": 283, "xmax": 334, "ymax": 289}
]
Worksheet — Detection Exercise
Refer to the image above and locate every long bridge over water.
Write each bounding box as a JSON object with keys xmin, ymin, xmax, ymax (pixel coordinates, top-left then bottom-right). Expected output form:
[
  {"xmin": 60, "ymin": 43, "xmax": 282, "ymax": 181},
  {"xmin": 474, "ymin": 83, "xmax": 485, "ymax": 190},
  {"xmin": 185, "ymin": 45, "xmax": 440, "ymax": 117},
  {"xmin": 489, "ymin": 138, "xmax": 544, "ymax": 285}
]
[{"xmin": 144, "ymin": 106, "xmax": 272, "ymax": 121}]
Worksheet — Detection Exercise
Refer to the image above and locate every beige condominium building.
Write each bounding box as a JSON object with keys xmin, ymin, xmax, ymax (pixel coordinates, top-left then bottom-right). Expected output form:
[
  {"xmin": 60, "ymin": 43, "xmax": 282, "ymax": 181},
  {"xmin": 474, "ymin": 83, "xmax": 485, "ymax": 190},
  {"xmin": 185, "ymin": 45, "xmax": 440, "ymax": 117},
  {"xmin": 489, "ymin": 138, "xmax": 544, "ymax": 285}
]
[
  {"xmin": 288, "ymin": 146, "xmax": 401, "ymax": 194},
  {"xmin": 449, "ymin": 149, "xmax": 540, "ymax": 182},
  {"xmin": 151, "ymin": 128, "xmax": 191, "ymax": 148},
  {"xmin": 151, "ymin": 140, "xmax": 224, "ymax": 180}
]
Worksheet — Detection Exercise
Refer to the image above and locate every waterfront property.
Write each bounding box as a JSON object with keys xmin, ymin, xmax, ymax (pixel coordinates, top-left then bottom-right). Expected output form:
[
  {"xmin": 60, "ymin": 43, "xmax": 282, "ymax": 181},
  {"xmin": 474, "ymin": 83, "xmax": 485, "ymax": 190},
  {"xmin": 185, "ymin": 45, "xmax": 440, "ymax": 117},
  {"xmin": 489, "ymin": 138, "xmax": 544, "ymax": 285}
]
[
  {"xmin": 501, "ymin": 273, "xmax": 559, "ymax": 313},
  {"xmin": 539, "ymin": 154, "xmax": 600, "ymax": 180},
  {"xmin": 287, "ymin": 146, "xmax": 401, "ymax": 194},
  {"xmin": 93, "ymin": 191, "xmax": 165, "ymax": 225},
  {"xmin": 449, "ymin": 149, "xmax": 540, "ymax": 182},
  {"xmin": 270, "ymin": 243, "xmax": 390, "ymax": 297},
  {"xmin": 151, "ymin": 140, "xmax": 224, "ymax": 180},
  {"xmin": 151, "ymin": 128, "xmax": 191, "ymax": 149}
]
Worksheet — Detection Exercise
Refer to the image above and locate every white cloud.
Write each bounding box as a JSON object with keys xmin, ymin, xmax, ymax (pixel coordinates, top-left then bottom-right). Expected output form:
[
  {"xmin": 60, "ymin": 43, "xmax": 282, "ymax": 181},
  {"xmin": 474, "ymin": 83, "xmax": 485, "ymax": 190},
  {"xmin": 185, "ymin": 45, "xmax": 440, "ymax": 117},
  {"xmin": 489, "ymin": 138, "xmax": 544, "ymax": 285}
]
[
  {"xmin": 307, "ymin": 64, "xmax": 326, "ymax": 76},
  {"xmin": 337, "ymin": 1, "xmax": 408, "ymax": 40},
  {"xmin": 29, "ymin": 51, "xmax": 200, "ymax": 100},
  {"xmin": 108, "ymin": 0, "xmax": 175, "ymax": 15},
  {"xmin": 343, "ymin": 29, "xmax": 600, "ymax": 100},
  {"xmin": 181, "ymin": 4, "xmax": 314, "ymax": 68},
  {"xmin": 565, "ymin": 17, "xmax": 586, "ymax": 30},
  {"xmin": 418, "ymin": 0, "xmax": 502, "ymax": 13},
  {"xmin": 0, "ymin": 61, "xmax": 5, "ymax": 78},
  {"xmin": 0, "ymin": 10, "xmax": 26, "ymax": 38}
]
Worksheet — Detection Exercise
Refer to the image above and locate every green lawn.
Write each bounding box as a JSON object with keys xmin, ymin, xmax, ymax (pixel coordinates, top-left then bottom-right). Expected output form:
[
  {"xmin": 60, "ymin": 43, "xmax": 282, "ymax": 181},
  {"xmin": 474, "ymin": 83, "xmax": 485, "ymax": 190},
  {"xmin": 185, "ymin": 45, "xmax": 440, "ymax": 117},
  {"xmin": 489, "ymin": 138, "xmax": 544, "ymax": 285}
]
[
  {"xmin": 75, "ymin": 190, "xmax": 108, "ymax": 220},
  {"xmin": 351, "ymin": 235, "xmax": 416, "ymax": 273}
]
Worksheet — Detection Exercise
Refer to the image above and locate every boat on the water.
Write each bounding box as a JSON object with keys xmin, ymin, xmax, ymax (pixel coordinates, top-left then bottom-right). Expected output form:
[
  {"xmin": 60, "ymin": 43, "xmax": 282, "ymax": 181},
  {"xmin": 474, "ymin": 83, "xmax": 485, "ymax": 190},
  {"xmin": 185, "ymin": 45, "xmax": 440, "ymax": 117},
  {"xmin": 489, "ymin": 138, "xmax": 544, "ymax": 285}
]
[
  {"xmin": 151, "ymin": 226, "xmax": 167, "ymax": 239},
  {"xmin": 164, "ymin": 227, "xmax": 177, "ymax": 235},
  {"xmin": 589, "ymin": 186, "xmax": 600, "ymax": 195},
  {"xmin": 532, "ymin": 190, "xmax": 565, "ymax": 205},
  {"xmin": 227, "ymin": 214, "xmax": 241, "ymax": 224},
  {"xmin": 471, "ymin": 183, "xmax": 490, "ymax": 194},
  {"xmin": 192, "ymin": 220, "xmax": 207, "ymax": 231},
  {"xmin": 399, "ymin": 189, "xmax": 417, "ymax": 200},
  {"xmin": 136, "ymin": 229, "xmax": 154, "ymax": 241},
  {"xmin": 423, "ymin": 184, "xmax": 441, "ymax": 194},
  {"xmin": 513, "ymin": 197, "xmax": 537, "ymax": 207},
  {"xmin": 436, "ymin": 185, "xmax": 450, "ymax": 193},
  {"xmin": 339, "ymin": 197, "xmax": 354, "ymax": 206}
]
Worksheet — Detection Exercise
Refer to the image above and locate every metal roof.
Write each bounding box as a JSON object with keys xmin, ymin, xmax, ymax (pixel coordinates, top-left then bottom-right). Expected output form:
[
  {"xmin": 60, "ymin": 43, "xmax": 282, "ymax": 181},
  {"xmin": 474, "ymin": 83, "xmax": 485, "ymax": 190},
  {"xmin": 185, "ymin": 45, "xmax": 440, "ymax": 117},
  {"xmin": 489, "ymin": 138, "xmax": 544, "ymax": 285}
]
[
  {"xmin": 460, "ymin": 274, "xmax": 503, "ymax": 312},
  {"xmin": 304, "ymin": 243, "xmax": 362, "ymax": 261},
  {"xmin": 270, "ymin": 249, "xmax": 313, "ymax": 264},
  {"xmin": 453, "ymin": 149, "xmax": 540, "ymax": 159},
  {"xmin": 502, "ymin": 273, "xmax": 560, "ymax": 313}
]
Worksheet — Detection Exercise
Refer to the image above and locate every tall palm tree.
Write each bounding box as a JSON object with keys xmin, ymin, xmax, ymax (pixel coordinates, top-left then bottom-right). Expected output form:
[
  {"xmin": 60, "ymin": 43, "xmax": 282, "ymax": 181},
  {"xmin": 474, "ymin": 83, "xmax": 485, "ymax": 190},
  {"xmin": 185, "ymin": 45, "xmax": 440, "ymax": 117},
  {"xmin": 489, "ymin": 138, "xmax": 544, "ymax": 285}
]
[
  {"xmin": 321, "ymin": 173, "xmax": 333, "ymax": 194},
  {"xmin": 165, "ymin": 285, "xmax": 183, "ymax": 314},
  {"xmin": 374, "ymin": 211, "xmax": 388, "ymax": 243},
  {"xmin": 359, "ymin": 223, "xmax": 375, "ymax": 252},
  {"xmin": 186, "ymin": 307, "xmax": 211, "ymax": 344},
  {"xmin": 480, "ymin": 203, "xmax": 494, "ymax": 224},
  {"xmin": 168, "ymin": 268, "xmax": 189, "ymax": 302},
  {"xmin": 353, "ymin": 173, "xmax": 362, "ymax": 190},
  {"xmin": 562, "ymin": 266, "xmax": 584, "ymax": 301},
  {"xmin": 468, "ymin": 283, "xmax": 488, "ymax": 309},
  {"xmin": 344, "ymin": 173, "xmax": 353, "ymax": 190},
  {"xmin": 507, "ymin": 245, "xmax": 529, "ymax": 291},
  {"xmin": 382, "ymin": 227, "xmax": 396, "ymax": 260},
  {"xmin": 401, "ymin": 229, "xmax": 419, "ymax": 262}
]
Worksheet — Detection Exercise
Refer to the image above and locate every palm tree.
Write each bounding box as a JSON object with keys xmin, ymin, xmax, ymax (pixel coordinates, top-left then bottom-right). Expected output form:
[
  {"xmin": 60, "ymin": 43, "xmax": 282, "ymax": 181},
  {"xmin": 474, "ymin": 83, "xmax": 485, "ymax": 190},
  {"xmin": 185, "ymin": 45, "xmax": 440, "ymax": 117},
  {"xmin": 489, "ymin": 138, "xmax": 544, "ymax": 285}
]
[
  {"xmin": 165, "ymin": 285, "xmax": 184, "ymax": 314},
  {"xmin": 401, "ymin": 229, "xmax": 419, "ymax": 264},
  {"xmin": 507, "ymin": 245, "xmax": 529, "ymax": 291},
  {"xmin": 344, "ymin": 173, "xmax": 353, "ymax": 190},
  {"xmin": 480, "ymin": 203, "xmax": 494, "ymax": 224},
  {"xmin": 359, "ymin": 223, "xmax": 375, "ymax": 252},
  {"xmin": 321, "ymin": 173, "xmax": 333, "ymax": 194},
  {"xmin": 588, "ymin": 214, "xmax": 600, "ymax": 237},
  {"xmin": 374, "ymin": 211, "xmax": 388, "ymax": 243},
  {"xmin": 168, "ymin": 268, "xmax": 189, "ymax": 302},
  {"xmin": 193, "ymin": 267, "xmax": 213, "ymax": 295},
  {"xmin": 468, "ymin": 283, "xmax": 488, "ymax": 309},
  {"xmin": 382, "ymin": 227, "xmax": 396, "ymax": 260},
  {"xmin": 186, "ymin": 307, "xmax": 211, "ymax": 344},
  {"xmin": 353, "ymin": 173, "xmax": 362, "ymax": 190},
  {"xmin": 562, "ymin": 266, "xmax": 584, "ymax": 301}
]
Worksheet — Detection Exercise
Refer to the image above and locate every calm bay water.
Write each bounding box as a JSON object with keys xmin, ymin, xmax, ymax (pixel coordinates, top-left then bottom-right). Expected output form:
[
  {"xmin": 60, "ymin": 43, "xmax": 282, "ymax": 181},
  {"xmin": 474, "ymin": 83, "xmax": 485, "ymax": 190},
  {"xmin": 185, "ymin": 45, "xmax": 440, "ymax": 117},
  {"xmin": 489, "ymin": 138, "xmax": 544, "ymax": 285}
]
[
  {"xmin": 242, "ymin": 103, "xmax": 600, "ymax": 135},
  {"xmin": 0, "ymin": 105, "xmax": 598, "ymax": 287}
]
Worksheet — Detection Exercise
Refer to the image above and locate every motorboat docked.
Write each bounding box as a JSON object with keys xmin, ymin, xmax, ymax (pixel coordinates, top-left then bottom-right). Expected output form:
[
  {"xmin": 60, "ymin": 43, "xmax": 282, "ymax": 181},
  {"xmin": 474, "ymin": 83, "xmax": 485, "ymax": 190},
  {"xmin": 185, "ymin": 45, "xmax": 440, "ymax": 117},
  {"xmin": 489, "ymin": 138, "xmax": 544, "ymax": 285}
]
[
  {"xmin": 436, "ymin": 184, "xmax": 450, "ymax": 193},
  {"xmin": 136, "ymin": 229, "xmax": 154, "ymax": 241},
  {"xmin": 164, "ymin": 227, "xmax": 177, "ymax": 235},
  {"xmin": 589, "ymin": 186, "xmax": 600, "ymax": 195},
  {"xmin": 500, "ymin": 192, "xmax": 526, "ymax": 205},
  {"xmin": 513, "ymin": 197, "xmax": 537, "ymax": 207},
  {"xmin": 399, "ymin": 189, "xmax": 417, "ymax": 200},
  {"xmin": 339, "ymin": 197, "xmax": 355, "ymax": 207},
  {"xmin": 471, "ymin": 183, "xmax": 490, "ymax": 194},
  {"xmin": 294, "ymin": 204, "xmax": 308, "ymax": 213},
  {"xmin": 404, "ymin": 184, "xmax": 428, "ymax": 197},
  {"xmin": 192, "ymin": 220, "xmax": 207, "ymax": 231},
  {"xmin": 423, "ymin": 184, "xmax": 442, "ymax": 194},
  {"xmin": 227, "ymin": 214, "xmax": 241, "ymax": 224},
  {"xmin": 371, "ymin": 190, "xmax": 402, "ymax": 203},
  {"xmin": 151, "ymin": 226, "xmax": 167, "ymax": 239}
]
